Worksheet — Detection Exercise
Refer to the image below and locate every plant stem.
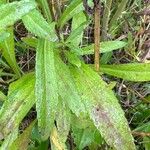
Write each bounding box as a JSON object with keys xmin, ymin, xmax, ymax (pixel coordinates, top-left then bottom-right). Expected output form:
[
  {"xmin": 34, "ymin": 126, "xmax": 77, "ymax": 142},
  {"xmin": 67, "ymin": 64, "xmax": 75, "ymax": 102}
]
[{"xmin": 93, "ymin": 0, "xmax": 100, "ymax": 71}]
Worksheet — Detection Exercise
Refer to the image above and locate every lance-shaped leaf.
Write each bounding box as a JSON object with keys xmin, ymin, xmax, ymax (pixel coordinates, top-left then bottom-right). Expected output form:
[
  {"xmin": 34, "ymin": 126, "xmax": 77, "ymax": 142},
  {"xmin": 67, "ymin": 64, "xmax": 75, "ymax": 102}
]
[
  {"xmin": 0, "ymin": 0, "xmax": 36, "ymax": 30},
  {"xmin": 9, "ymin": 120, "xmax": 36, "ymax": 150},
  {"xmin": 55, "ymin": 55, "xmax": 85, "ymax": 116},
  {"xmin": 50, "ymin": 127, "xmax": 66, "ymax": 150},
  {"xmin": 51, "ymin": 100, "xmax": 70, "ymax": 150},
  {"xmin": 57, "ymin": 0, "xmax": 83, "ymax": 28},
  {"xmin": 66, "ymin": 21, "xmax": 87, "ymax": 44},
  {"xmin": 71, "ymin": 11, "xmax": 87, "ymax": 46},
  {"xmin": 0, "ymin": 128, "xmax": 18, "ymax": 150},
  {"xmin": 35, "ymin": 39, "xmax": 58, "ymax": 140},
  {"xmin": 21, "ymin": 37, "xmax": 38, "ymax": 48},
  {"xmin": 0, "ymin": 31, "xmax": 10, "ymax": 42},
  {"xmin": 101, "ymin": 63, "xmax": 150, "ymax": 82},
  {"xmin": 70, "ymin": 64, "xmax": 136, "ymax": 150},
  {"xmin": 0, "ymin": 28, "xmax": 21, "ymax": 77},
  {"xmin": 71, "ymin": 114, "xmax": 103, "ymax": 150},
  {"xmin": 0, "ymin": 73, "xmax": 35, "ymax": 140},
  {"xmin": 0, "ymin": 90, "xmax": 7, "ymax": 102},
  {"xmin": 22, "ymin": 9, "xmax": 58, "ymax": 41},
  {"xmin": 81, "ymin": 41, "xmax": 127, "ymax": 55}
]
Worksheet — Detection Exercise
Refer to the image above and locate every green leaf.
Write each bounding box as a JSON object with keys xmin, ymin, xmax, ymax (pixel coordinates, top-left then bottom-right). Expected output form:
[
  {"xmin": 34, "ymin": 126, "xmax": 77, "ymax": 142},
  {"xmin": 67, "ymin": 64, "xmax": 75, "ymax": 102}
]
[
  {"xmin": 0, "ymin": 91, "xmax": 7, "ymax": 102},
  {"xmin": 144, "ymin": 137, "xmax": 150, "ymax": 150},
  {"xmin": 21, "ymin": 37, "xmax": 38, "ymax": 48},
  {"xmin": 134, "ymin": 122, "xmax": 150, "ymax": 150},
  {"xmin": 0, "ymin": 0, "xmax": 6, "ymax": 5},
  {"xmin": 100, "ymin": 63, "xmax": 150, "ymax": 82},
  {"xmin": 65, "ymin": 51, "xmax": 81, "ymax": 68},
  {"xmin": 0, "ymin": 128, "xmax": 18, "ymax": 149},
  {"xmin": 81, "ymin": 41, "xmax": 127, "ymax": 55},
  {"xmin": 0, "ymin": 0, "xmax": 36, "ymax": 30},
  {"xmin": 9, "ymin": 120, "xmax": 36, "ymax": 150},
  {"xmin": 0, "ymin": 28, "xmax": 21, "ymax": 77},
  {"xmin": 55, "ymin": 55, "xmax": 85, "ymax": 116},
  {"xmin": 35, "ymin": 39, "xmax": 58, "ymax": 140},
  {"xmin": 0, "ymin": 31, "xmax": 10, "ymax": 42},
  {"xmin": 66, "ymin": 21, "xmax": 87, "ymax": 44},
  {"xmin": 71, "ymin": 12, "xmax": 87, "ymax": 46},
  {"xmin": 133, "ymin": 122, "xmax": 150, "ymax": 133},
  {"xmin": 22, "ymin": 9, "xmax": 58, "ymax": 41},
  {"xmin": 0, "ymin": 73, "xmax": 35, "ymax": 140},
  {"xmin": 70, "ymin": 64, "xmax": 136, "ymax": 150},
  {"xmin": 57, "ymin": 0, "xmax": 83, "ymax": 28},
  {"xmin": 71, "ymin": 115, "xmax": 103, "ymax": 150}
]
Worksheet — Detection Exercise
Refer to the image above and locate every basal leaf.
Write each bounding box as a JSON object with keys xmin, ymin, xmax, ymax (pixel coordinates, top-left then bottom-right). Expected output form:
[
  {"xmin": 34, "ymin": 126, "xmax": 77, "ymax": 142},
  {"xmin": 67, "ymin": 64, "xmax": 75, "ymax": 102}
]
[
  {"xmin": 71, "ymin": 12, "xmax": 87, "ymax": 46},
  {"xmin": 70, "ymin": 64, "xmax": 136, "ymax": 150},
  {"xmin": 50, "ymin": 127, "xmax": 67, "ymax": 150},
  {"xmin": 0, "ymin": 128, "xmax": 18, "ymax": 150},
  {"xmin": 101, "ymin": 63, "xmax": 150, "ymax": 81},
  {"xmin": 35, "ymin": 39, "xmax": 58, "ymax": 140},
  {"xmin": 81, "ymin": 41, "xmax": 127, "ymax": 55},
  {"xmin": 9, "ymin": 120, "xmax": 36, "ymax": 150},
  {"xmin": 55, "ymin": 55, "xmax": 85, "ymax": 116},
  {"xmin": 51, "ymin": 100, "xmax": 70, "ymax": 150},
  {"xmin": 0, "ymin": 28, "xmax": 21, "ymax": 77},
  {"xmin": 66, "ymin": 21, "xmax": 87, "ymax": 45},
  {"xmin": 22, "ymin": 9, "xmax": 58, "ymax": 41},
  {"xmin": 0, "ymin": 73, "xmax": 35, "ymax": 140},
  {"xmin": 0, "ymin": 0, "xmax": 36, "ymax": 30},
  {"xmin": 56, "ymin": 100, "xmax": 70, "ymax": 143},
  {"xmin": 57, "ymin": 0, "xmax": 83, "ymax": 28}
]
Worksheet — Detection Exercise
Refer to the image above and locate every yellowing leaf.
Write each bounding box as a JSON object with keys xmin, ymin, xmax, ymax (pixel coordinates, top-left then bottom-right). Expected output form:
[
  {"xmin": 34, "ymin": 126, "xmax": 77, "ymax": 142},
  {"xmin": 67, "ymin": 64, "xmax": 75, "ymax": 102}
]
[
  {"xmin": 0, "ymin": 128, "xmax": 18, "ymax": 150},
  {"xmin": 101, "ymin": 63, "xmax": 150, "ymax": 81},
  {"xmin": 50, "ymin": 127, "xmax": 65, "ymax": 150},
  {"xmin": 0, "ymin": 73, "xmax": 35, "ymax": 140},
  {"xmin": 35, "ymin": 39, "xmax": 58, "ymax": 140},
  {"xmin": 55, "ymin": 100, "xmax": 70, "ymax": 146},
  {"xmin": 70, "ymin": 64, "xmax": 136, "ymax": 150},
  {"xmin": 9, "ymin": 120, "xmax": 36, "ymax": 150}
]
